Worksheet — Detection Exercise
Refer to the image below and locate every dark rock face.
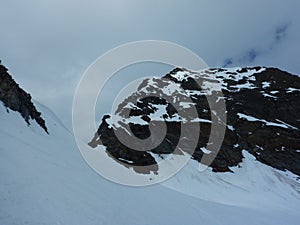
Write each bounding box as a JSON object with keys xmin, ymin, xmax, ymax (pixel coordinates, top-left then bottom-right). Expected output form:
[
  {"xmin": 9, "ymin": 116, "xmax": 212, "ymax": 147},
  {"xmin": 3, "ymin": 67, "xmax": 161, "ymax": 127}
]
[
  {"xmin": 90, "ymin": 67, "xmax": 300, "ymax": 176},
  {"xmin": 0, "ymin": 63, "xmax": 48, "ymax": 134}
]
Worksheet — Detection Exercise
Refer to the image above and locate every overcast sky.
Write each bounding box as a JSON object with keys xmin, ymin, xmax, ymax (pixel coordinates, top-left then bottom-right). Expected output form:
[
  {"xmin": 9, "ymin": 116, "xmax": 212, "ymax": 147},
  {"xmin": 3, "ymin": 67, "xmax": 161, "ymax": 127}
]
[{"xmin": 1, "ymin": 0, "xmax": 300, "ymax": 128}]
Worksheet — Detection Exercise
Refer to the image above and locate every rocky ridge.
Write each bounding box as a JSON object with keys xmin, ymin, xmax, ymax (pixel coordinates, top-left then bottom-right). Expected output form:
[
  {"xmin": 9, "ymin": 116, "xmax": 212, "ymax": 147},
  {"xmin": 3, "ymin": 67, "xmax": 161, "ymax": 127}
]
[
  {"xmin": 0, "ymin": 62, "xmax": 48, "ymax": 133},
  {"xmin": 90, "ymin": 67, "xmax": 300, "ymax": 176}
]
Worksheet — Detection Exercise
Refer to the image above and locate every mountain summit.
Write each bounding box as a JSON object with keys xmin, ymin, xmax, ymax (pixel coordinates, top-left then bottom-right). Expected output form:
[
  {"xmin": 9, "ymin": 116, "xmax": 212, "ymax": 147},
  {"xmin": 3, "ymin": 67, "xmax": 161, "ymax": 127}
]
[{"xmin": 90, "ymin": 67, "xmax": 300, "ymax": 176}]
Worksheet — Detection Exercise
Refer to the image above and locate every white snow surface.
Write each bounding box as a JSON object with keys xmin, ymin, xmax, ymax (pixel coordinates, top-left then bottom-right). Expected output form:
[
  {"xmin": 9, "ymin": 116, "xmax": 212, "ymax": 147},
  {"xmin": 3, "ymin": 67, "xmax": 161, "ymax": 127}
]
[
  {"xmin": 287, "ymin": 87, "xmax": 300, "ymax": 93},
  {"xmin": 1, "ymin": 102, "xmax": 300, "ymax": 225},
  {"xmin": 237, "ymin": 113, "xmax": 299, "ymax": 130},
  {"xmin": 170, "ymin": 67, "xmax": 266, "ymax": 94},
  {"xmin": 262, "ymin": 81, "xmax": 271, "ymax": 88}
]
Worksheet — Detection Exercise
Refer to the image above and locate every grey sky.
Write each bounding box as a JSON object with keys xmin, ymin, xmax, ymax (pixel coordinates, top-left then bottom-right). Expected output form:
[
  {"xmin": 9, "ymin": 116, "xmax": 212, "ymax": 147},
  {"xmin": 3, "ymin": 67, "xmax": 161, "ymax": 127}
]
[{"xmin": 1, "ymin": 0, "xmax": 300, "ymax": 128}]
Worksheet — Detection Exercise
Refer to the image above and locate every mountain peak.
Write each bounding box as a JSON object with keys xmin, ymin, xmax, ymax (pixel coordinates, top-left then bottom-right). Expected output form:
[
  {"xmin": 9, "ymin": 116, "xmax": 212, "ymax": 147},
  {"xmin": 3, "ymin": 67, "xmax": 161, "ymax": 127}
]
[{"xmin": 90, "ymin": 66, "xmax": 300, "ymax": 176}]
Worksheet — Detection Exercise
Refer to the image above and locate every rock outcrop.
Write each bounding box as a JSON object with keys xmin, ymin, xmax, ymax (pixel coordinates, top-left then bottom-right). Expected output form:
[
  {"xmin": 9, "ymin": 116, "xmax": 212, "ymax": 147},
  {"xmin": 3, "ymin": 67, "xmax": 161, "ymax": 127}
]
[
  {"xmin": 90, "ymin": 67, "xmax": 300, "ymax": 176},
  {"xmin": 0, "ymin": 62, "xmax": 48, "ymax": 134}
]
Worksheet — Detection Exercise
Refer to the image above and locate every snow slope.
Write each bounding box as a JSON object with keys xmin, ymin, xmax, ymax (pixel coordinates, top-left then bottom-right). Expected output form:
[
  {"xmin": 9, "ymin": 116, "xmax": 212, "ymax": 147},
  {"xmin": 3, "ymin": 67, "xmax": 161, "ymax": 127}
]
[{"xmin": 1, "ymin": 102, "xmax": 300, "ymax": 225}]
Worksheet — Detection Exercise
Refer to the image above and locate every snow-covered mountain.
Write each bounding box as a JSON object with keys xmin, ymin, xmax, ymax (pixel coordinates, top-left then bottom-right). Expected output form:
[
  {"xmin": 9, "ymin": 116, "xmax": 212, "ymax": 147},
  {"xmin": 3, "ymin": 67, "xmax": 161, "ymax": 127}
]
[
  {"xmin": 1, "ymin": 64, "xmax": 300, "ymax": 225},
  {"xmin": 91, "ymin": 67, "xmax": 300, "ymax": 176}
]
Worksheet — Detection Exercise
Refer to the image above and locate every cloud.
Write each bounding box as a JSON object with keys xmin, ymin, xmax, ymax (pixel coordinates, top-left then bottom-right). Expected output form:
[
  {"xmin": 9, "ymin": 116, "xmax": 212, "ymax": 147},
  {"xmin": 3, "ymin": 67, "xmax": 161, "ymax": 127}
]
[
  {"xmin": 223, "ymin": 49, "xmax": 259, "ymax": 67},
  {"xmin": 275, "ymin": 23, "xmax": 290, "ymax": 41},
  {"xmin": 1, "ymin": 0, "xmax": 300, "ymax": 127},
  {"xmin": 222, "ymin": 21, "xmax": 294, "ymax": 67}
]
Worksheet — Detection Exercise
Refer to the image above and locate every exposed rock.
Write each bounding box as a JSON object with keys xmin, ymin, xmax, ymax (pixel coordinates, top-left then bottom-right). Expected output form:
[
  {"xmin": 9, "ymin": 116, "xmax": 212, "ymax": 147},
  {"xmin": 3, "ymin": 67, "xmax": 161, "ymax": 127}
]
[
  {"xmin": 0, "ymin": 62, "xmax": 48, "ymax": 134},
  {"xmin": 90, "ymin": 66, "xmax": 300, "ymax": 176}
]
